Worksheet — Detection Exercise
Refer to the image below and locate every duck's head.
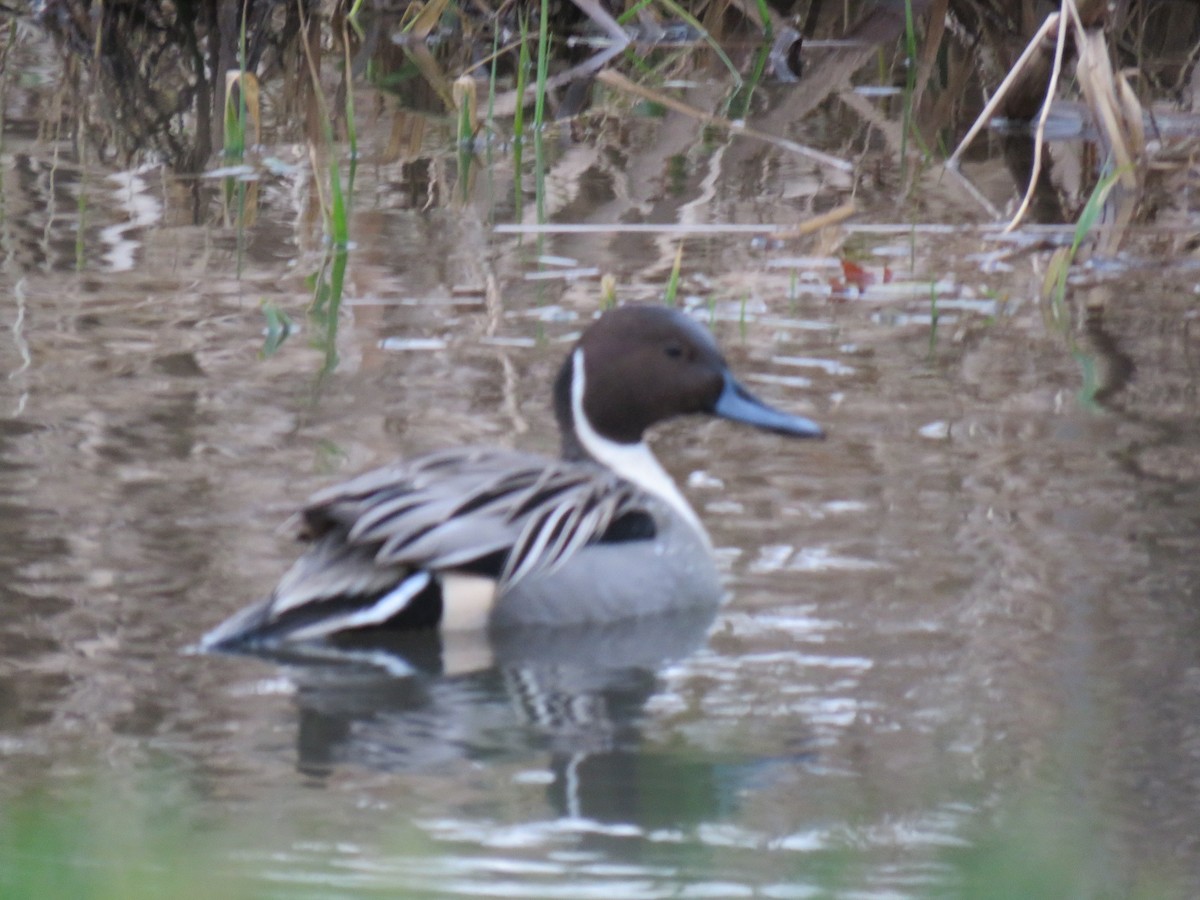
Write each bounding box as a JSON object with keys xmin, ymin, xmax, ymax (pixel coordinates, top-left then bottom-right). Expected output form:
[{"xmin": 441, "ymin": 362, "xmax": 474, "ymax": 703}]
[{"xmin": 554, "ymin": 305, "xmax": 824, "ymax": 462}]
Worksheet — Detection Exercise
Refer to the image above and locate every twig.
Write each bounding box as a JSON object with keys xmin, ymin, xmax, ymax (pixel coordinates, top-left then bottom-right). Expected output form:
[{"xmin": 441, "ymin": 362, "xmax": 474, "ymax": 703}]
[
  {"xmin": 771, "ymin": 201, "xmax": 858, "ymax": 239},
  {"xmin": 945, "ymin": 11, "xmax": 1060, "ymax": 170},
  {"xmin": 1005, "ymin": 0, "xmax": 1073, "ymax": 232},
  {"xmin": 567, "ymin": 0, "xmax": 629, "ymax": 47}
]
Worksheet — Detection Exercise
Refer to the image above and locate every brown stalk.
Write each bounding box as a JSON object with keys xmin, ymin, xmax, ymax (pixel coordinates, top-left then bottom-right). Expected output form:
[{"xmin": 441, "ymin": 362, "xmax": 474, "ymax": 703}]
[
  {"xmin": 770, "ymin": 201, "xmax": 859, "ymax": 240},
  {"xmin": 1004, "ymin": 1, "xmax": 1071, "ymax": 231}
]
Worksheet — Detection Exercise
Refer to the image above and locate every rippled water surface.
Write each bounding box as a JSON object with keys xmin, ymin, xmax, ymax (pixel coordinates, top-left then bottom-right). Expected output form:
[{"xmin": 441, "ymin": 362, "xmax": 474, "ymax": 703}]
[{"xmin": 3, "ymin": 12, "xmax": 1200, "ymax": 899}]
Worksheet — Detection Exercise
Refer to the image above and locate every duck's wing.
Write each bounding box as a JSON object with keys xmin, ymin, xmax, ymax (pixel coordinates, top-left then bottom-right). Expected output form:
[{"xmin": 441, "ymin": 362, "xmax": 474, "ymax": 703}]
[
  {"xmin": 300, "ymin": 447, "xmax": 647, "ymax": 580},
  {"xmin": 202, "ymin": 448, "xmax": 650, "ymax": 648}
]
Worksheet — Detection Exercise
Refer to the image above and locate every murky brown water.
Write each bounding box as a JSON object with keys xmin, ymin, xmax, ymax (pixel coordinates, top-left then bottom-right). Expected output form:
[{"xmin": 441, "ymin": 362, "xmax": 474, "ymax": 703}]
[{"xmin": 2, "ymin": 9, "xmax": 1200, "ymax": 898}]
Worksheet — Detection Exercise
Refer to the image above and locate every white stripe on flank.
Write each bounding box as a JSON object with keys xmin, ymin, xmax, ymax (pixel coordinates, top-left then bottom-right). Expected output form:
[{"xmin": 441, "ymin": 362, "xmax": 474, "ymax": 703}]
[
  {"xmin": 286, "ymin": 570, "xmax": 433, "ymax": 642},
  {"xmin": 569, "ymin": 347, "xmax": 708, "ymax": 542}
]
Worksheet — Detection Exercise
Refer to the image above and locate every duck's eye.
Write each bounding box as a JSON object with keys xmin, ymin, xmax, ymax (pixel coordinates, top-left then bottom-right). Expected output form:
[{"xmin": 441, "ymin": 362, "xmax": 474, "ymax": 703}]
[{"xmin": 664, "ymin": 343, "xmax": 684, "ymax": 359}]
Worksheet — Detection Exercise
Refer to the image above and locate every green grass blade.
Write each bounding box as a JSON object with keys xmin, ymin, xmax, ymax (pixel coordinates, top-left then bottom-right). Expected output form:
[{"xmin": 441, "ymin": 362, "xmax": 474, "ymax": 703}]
[
  {"xmin": 664, "ymin": 241, "xmax": 684, "ymax": 306},
  {"xmin": 726, "ymin": 39, "xmax": 770, "ymax": 121},
  {"xmin": 260, "ymin": 301, "xmax": 295, "ymax": 358},
  {"xmin": 513, "ymin": 15, "xmax": 531, "ymax": 225},
  {"xmin": 534, "ymin": 0, "xmax": 551, "ymax": 130},
  {"xmin": 1047, "ymin": 167, "xmax": 1124, "ymax": 309}
]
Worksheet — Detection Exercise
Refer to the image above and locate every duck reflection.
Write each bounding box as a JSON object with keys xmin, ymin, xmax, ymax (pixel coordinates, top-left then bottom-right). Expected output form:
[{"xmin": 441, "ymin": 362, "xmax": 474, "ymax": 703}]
[
  {"xmin": 273, "ymin": 607, "xmax": 719, "ymax": 807},
  {"xmin": 249, "ymin": 605, "xmax": 820, "ymax": 829}
]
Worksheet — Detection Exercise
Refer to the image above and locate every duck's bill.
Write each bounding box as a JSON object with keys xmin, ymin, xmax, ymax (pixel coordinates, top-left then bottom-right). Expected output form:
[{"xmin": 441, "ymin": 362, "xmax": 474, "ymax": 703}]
[{"xmin": 714, "ymin": 373, "xmax": 824, "ymax": 439}]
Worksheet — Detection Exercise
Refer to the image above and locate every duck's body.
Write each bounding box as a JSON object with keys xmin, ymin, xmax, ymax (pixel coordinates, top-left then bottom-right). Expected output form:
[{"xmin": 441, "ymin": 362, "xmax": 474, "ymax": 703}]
[{"xmin": 201, "ymin": 305, "xmax": 823, "ymax": 652}]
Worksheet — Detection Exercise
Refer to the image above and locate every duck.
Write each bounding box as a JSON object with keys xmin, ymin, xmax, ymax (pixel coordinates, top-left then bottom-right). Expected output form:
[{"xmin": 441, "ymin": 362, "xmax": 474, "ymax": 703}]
[{"xmin": 200, "ymin": 304, "xmax": 824, "ymax": 651}]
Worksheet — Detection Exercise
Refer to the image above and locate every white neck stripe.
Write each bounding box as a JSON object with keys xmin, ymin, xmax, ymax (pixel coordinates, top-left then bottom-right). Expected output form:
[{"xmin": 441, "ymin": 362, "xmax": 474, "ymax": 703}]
[{"xmin": 570, "ymin": 348, "xmax": 707, "ymax": 539}]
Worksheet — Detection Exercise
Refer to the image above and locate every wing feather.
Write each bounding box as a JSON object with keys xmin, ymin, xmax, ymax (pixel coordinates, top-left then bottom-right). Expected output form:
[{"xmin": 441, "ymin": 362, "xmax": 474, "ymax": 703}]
[{"xmin": 248, "ymin": 447, "xmax": 654, "ymax": 640}]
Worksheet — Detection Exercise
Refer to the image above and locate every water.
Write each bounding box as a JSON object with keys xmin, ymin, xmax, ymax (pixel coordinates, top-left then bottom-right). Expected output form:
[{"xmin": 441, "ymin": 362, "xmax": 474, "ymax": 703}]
[{"xmin": 2, "ymin": 12, "xmax": 1200, "ymax": 898}]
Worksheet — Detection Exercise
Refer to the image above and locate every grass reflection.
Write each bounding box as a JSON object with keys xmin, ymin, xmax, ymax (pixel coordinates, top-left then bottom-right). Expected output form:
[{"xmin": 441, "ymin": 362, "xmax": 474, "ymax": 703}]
[{"xmin": 0, "ymin": 778, "xmax": 1183, "ymax": 899}]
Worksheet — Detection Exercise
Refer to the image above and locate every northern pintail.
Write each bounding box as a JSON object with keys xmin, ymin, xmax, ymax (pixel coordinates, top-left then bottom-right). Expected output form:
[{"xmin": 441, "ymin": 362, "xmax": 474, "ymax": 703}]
[{"xmin": 200, "ymin": 305, "xmax": 823, "ymax": 650}]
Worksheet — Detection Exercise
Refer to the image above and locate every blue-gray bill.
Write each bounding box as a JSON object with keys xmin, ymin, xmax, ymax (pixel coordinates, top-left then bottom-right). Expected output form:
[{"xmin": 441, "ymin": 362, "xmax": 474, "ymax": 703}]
[{"xmin": 713, "ymin": 373, "xmax": 824, "ymax": 439}]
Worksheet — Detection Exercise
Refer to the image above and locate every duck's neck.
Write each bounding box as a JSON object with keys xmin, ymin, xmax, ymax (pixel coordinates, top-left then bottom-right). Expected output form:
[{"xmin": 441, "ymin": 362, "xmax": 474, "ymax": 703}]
[{"xmin": 555, "ymin": 348, "xmax": 706, "ymax": 538}]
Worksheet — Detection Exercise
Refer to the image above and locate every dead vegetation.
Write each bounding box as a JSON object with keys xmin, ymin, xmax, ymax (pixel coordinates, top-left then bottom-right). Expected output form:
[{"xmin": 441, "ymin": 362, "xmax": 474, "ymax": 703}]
[{"xmin": 11, "ymin": 0, "xmax": 1200, "ymax": 247}]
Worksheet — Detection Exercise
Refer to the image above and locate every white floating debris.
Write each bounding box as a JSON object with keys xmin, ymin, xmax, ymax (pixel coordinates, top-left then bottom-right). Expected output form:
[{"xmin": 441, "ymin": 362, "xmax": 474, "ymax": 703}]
[
  {"xmin": 479, "ymin": 336, "xmax": 538, "ymax": 348},
  {"xmin": 772, "ymin": 356, "xmax": 856, "ymax": 376},
  {"xmin": 869, "ymin": 243, "xmax": 919, "ymax": 257},
  {"xmin": 750, "ymin": 544, "xmax": 794, "ymax": 573},
  {"xmin": 512, "ymin": 769, "xmax": 556, "ymax": 785},
  {"xmin": 932, "ymin": 298, "xmax": 998, "ymax": 315},
  {"xmin": 512, "ymin": 305, "xmax": 577, "ymax": 322},
  {"xmin": 918, "ymin": 420, "xmax": 951, "ymax": 440},
  {"xmin": 862, "ymin": 278, "xmax": 956, "ymax": 297},
  {"xmin": 262, "ymin": 157, "xmax": 302, "ymax": 175},
  {"xmin": 523, "ymin": 268, "xmax": 601, "ymax": 281},
  {"xmin": 790, "ymin": 547, "xmax": 883, "ymax": 572},
  {"xmin": 203, "ymin": 164, "xmax": 257, "ymax": 179},
  {"xmin": 745, "ymin": 373, "xmax": 813, "ymax": 389},
  {"xmin": 687, "ymin": 470, "xmax": 725, "ymax": 489},
  {"xmin": 854, "ymin": 85, "xmax": 903, "ymax": 97},
  {"xmin": 872, "ymin": 311, "xmax": 958, "ymax": 327},
  {"xmin": 378, "ymin": 337, "xmax": 447, "ymax": 351},
  {"xmin": 229, "ymin": 677, "xmax": 295, "ymax": 697},
  {"xmin": 822, "ymin": 500, "xmax": 870, "ymax": 513}
]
